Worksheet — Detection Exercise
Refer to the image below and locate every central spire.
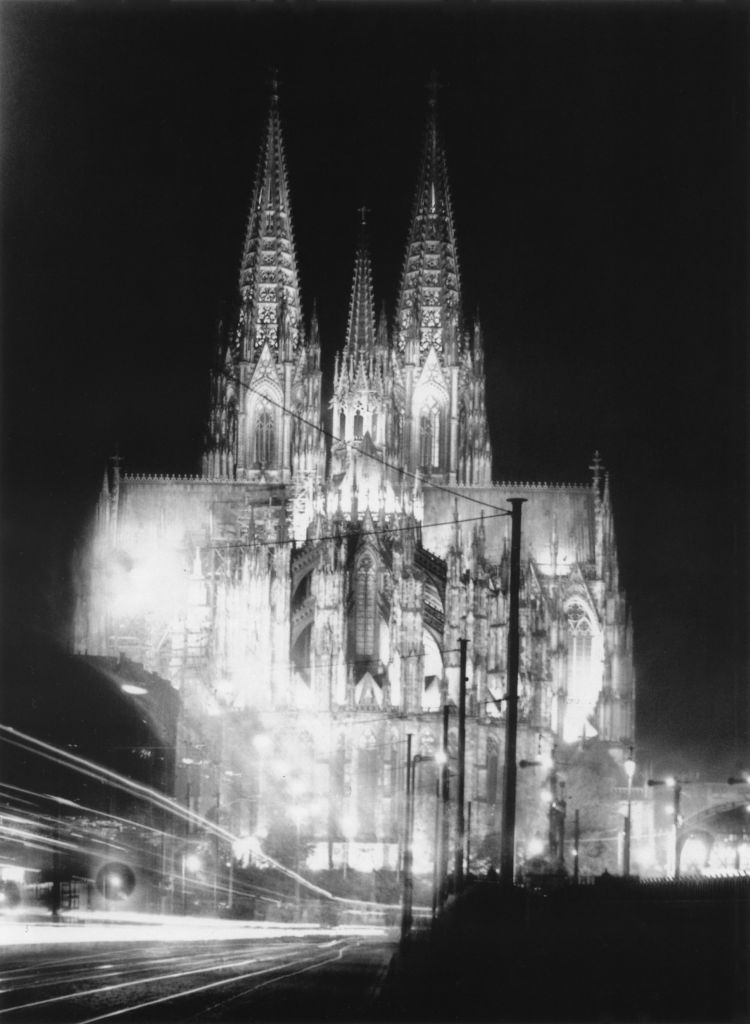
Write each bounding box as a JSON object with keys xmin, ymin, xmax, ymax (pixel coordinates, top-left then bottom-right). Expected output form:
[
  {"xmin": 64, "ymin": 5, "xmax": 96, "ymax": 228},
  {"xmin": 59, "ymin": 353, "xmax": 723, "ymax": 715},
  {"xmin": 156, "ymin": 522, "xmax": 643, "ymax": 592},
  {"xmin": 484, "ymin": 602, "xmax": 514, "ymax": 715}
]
[
  {"xmin": 345, "ymin": 208, "xmax": 377, "ymax": 357},
  {"xmin": 237, "ymin": 83, "xmax": 303, "ymax": 359},
  {"xmin": 396, "ymin": 84, "xmax": 462, "ymax": 358}
]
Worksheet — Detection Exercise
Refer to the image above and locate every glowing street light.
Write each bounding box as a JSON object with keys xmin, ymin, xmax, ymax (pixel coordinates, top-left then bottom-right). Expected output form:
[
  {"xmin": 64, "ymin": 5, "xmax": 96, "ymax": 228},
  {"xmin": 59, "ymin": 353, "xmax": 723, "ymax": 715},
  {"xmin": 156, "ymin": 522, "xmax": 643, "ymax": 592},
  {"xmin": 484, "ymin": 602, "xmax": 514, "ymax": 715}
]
[
  {"xmin": 289, "ymin": 805, "xmax": 306, "ymax": 910},
  {"xmin": 342, "ymin": 814, "xmax": 357, "ymax": 879},
  {"xmin": 648, "ymin": 776, "xmax": 684, "ymax": 879},
  {"xmin": 401, "ymin": 737, "xmax": 447, "ymax": 940}
]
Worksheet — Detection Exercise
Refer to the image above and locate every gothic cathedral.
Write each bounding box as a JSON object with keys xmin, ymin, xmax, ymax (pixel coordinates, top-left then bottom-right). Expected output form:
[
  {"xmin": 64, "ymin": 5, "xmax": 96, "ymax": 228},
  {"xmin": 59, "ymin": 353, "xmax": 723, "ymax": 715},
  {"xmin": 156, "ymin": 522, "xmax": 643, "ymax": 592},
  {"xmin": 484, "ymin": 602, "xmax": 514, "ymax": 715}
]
[{"xmin": 75, "ymin": 86, "xmax": 634, "ymax": 876}]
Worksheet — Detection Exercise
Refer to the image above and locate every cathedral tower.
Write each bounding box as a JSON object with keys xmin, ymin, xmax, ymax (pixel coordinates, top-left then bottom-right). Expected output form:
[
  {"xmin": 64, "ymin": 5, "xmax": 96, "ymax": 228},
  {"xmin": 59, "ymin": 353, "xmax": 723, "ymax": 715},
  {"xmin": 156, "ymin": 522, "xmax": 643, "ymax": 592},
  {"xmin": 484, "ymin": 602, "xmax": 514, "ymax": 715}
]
[
  {"xmin": 203, "ymin": 84, "xmax": 324, "ymax": 485},
  {"xmin": 396, "ymin": 91, "xmax": 491, "ymax": 486}
]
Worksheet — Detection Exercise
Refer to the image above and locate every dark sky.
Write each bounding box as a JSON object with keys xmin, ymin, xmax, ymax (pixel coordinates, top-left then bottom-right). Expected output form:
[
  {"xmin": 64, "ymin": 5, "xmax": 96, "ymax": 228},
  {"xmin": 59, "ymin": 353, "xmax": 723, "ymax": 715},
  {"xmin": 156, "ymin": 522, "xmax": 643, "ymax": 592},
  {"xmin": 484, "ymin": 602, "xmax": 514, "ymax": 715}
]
[{"xmin": 1, "ymin": 2, "xmax": 747, "ymax": 777}]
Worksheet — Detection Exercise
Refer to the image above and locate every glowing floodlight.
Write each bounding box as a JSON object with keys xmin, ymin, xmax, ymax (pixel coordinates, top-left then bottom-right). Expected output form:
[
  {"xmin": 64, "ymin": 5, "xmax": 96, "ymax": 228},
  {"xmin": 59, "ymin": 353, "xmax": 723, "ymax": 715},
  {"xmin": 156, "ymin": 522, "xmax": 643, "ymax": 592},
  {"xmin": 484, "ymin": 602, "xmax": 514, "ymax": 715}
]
[
  {"xmin": 434, "ymin": 749, "xmax": 448, "ymax": 766},
  {"xmin": 527, "ymin": 838, "xmax": 544, "ymax": 857},
  {"xmin": 184, "ymin": 853, "xmax": 201, "ymax": 873},
  {"xmin": 289, "ymin": 806, "xmax": 306, "ymax": 827},
  {"xmin": 121, "ymin": 683, "xmax": 148, "ymax": 696},
  {"xmin": 288, "ymin": 778, "xmax": 306, "ymax": 798}
]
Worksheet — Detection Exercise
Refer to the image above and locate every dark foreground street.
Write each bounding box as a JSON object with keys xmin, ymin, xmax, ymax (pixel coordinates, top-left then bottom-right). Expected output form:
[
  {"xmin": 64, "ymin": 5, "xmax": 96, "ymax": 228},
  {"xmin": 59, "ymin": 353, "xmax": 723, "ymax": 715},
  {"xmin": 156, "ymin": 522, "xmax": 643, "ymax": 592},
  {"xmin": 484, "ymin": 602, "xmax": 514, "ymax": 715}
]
[
  {"xmin": 4, "ymin": 877, "xmax": 749, "ymax": 1023},
  {"xmin": 0, "ymin": 926, "xmax": 395, "ymax": 1023},
  {"xmin": 380, "ymin": 878, "xmax": 750, "ymax": 1023}
]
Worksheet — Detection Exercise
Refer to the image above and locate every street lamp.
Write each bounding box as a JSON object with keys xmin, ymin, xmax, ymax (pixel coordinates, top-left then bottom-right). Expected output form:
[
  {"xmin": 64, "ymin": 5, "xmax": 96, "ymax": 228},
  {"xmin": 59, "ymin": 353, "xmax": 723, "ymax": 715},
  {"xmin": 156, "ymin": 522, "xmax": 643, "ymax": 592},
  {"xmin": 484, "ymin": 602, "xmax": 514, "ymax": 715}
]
[
  {"xmin": 341, "ymin": 814, "xmax": 357, "ymax": 880},
  {"xmin": 648, "ymin": 776, "xmax": 683, "ymax": 879},
  {"xmin": 400, "ymin": 738, "xmax": 446, "ymax": 941},
  {"xmin": 289, "ymin": 805, "xmax": 305, "ymax": 911},
  {"xmin": 623, "ymin": 747, "xmax": 636, "ymax": 877}
]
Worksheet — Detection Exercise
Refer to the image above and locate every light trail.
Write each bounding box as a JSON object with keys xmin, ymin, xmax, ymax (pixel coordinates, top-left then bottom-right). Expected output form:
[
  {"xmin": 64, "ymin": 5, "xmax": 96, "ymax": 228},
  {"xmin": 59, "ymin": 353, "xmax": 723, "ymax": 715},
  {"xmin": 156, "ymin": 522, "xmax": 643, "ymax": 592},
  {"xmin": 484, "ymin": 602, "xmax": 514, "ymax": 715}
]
[
  {"xmin": 78, "ymin": 946, "xmax": 348, "ymax": 1023},
  {"xmin": 1, "ymin": 938, "xmax": 348, "ymax": 1019},
  {"xmin": 0, "ymin": 725, "xmax": 420, "ymax": 916}
]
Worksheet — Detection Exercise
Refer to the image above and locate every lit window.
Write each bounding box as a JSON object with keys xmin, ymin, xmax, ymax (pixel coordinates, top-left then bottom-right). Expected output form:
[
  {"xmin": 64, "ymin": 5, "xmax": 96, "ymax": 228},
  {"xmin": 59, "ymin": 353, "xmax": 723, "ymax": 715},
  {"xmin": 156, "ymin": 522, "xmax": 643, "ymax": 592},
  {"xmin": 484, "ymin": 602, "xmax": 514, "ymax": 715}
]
[
  {"xmin": 419, "ymin": 404, "xmax": 440, "ymax": 468},
  {"xmin": 486, "ymin": 742, "xmax": 499, "ymax": 804},
  {"xmin": 355, "ymin": 557, "xmax": 376, "ymax": 657},
  {"xmin": 255, "ymin": 408, "xmax": 274, "ymax": 466}
]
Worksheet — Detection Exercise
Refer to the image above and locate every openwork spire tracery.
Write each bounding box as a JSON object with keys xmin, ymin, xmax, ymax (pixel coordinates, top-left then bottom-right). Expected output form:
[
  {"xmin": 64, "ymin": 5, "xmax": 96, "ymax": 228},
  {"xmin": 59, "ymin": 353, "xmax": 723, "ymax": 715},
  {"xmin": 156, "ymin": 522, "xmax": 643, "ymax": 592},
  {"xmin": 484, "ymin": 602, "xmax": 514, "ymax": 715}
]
[
  {"xmin": 238, "ymin": 90, "xmax": 303, "ymax": 357},
  {"xmin": 396, "ymin": 96, "xmax": 462, "ymax": 356}
]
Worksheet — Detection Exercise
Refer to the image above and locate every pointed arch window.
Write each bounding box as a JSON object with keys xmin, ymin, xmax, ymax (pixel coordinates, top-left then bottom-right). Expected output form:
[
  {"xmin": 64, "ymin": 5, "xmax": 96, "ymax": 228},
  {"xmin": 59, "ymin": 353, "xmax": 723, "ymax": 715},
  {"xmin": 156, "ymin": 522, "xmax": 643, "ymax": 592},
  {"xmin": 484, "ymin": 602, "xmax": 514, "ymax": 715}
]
[
  {"xmin": 486, "ymin": 739, "xmax": 499, "ymax": 804},
  {"xmin": 419, "ymin": 403, "xmax": 440, "ymax": 468},
  {"xmin": 567, "ymin": 604, "xmax": 593, "ymax": 681},
  {"xmin": 354, "ymin": 411, "xmax": 364, "ymax": 440},
  {"xmin": 355, "ymin": 556, "xmax": 376, "ymax": 657},
  {"xmin": 255, "ymin": 407, "xmax": 275, "ymax": 466}
]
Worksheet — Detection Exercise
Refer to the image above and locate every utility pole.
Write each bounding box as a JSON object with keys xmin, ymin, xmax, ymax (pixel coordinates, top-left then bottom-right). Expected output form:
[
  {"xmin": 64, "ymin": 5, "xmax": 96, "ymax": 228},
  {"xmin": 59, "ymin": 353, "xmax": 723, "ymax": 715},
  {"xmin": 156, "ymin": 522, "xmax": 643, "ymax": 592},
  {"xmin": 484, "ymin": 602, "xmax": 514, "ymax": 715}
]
[
  {"xmin": 400, "ymin": 734, "xmax": 413, "ymax": 941},
  {"xmin": 439, "ymin": 702, "xmax": 450, "ymax": 906},
  {"xmin": 466, "ymin": 800, "xmax": 472, "ymax": 878},
  {"xmin": 455, "ymin": 638, "xmax": 468, "ymax": 893},
  {"xmin": 500, "ymin": 498, "xmax": 525, "ymax": 886},
  {"xmin": 674, "ymin": 782, "xmax": 682, "ymax": 881},
  {"xmin": 573, "ymin": 809, "xmax": 580, "ymax": 885}
]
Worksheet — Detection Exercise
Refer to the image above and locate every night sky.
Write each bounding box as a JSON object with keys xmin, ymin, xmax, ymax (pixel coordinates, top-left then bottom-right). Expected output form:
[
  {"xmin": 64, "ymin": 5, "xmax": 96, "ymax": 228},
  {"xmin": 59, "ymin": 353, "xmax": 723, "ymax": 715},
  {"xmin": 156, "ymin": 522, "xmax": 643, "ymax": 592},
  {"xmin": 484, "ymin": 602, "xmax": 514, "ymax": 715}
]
[{"xmin": 1, "ymin": 3, "xmax": 747, "ymax": 777}]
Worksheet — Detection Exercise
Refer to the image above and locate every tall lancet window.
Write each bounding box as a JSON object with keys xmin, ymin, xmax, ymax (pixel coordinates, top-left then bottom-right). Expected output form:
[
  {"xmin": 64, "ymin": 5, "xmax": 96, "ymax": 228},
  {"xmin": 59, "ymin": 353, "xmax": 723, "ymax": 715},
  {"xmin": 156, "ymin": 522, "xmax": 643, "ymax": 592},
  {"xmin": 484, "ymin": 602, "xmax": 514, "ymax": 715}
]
[
  {"xmin": 419, "ymin": 404, "xmax": 440, "ymax": 468},
  {"xmin": 564, "ymin": 602, "xmax": 597, "ymax": 742},
  {"xmin": 354, "ymin": 411, "xmax": 364, "ymax": 440},
  {"xmin": 355, "ymin": 556, "xmax": 376, "ymax": 657},
  {"xmin": 567, "ymin": 604, "xmax": 593, "ymax": 681},
  {"xmin": 255, "ymin": 408, "xmax": 275, "ymax": 466}
]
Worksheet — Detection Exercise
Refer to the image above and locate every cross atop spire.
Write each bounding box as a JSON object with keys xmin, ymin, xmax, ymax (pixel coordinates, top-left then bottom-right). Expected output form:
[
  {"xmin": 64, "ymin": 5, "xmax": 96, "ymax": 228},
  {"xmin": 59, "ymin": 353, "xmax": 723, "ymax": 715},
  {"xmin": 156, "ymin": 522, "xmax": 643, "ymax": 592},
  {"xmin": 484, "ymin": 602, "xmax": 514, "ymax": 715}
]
[
  {"xmin": 357, "ymin": 204, "xmax": 370, "ymax": 227},
  {"xmin": 237, "ymin": 84, "xmax": 302, "ymax": 359},
  {"xmin": 426, "ymin": 69, "xmax": 442, "ymax": 109}
]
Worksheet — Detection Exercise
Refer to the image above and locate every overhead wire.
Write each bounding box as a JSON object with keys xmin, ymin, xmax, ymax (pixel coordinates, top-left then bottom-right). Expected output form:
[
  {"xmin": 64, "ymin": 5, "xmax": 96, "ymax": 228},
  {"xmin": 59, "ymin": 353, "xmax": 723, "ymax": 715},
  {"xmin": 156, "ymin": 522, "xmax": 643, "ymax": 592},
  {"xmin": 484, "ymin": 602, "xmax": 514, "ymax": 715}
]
[{"xmin": 211, "ymin": 368, "xmax": 513, "ymax": 516}]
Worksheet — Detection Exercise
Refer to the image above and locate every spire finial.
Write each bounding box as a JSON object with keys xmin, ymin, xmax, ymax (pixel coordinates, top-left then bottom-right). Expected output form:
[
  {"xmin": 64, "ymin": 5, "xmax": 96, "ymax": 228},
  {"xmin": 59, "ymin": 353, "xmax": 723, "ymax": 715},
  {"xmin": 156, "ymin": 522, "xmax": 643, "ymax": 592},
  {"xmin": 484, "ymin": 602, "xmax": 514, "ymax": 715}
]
[
  {"xmin": 590, "ymin": 450, "xmax": 604, "ymax": 492},
  {"xmin": 357, "ymin": 204, "xmax": 370, "ymax": 227},
  {"xmin": 269, "ymin": 66, "xmax": 280, "ymax": 105},
  {"xmin": 426, "ymin": 69, "xmax": 442, "ymax": 109}
]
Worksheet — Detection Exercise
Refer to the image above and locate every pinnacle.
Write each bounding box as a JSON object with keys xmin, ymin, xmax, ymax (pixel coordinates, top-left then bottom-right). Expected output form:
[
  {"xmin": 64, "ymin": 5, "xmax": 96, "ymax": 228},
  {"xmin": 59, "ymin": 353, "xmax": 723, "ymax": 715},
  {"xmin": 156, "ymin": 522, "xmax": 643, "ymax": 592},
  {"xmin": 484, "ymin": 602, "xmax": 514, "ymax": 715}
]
[
  {"xmin": 344, "ymin": 214, "xmax": 377, "ymax": 357},
  {"xmin": 396, "ymin": 95, "xmax": 462, "ymax": 357},
  {"xmin": 237, "ymin": 86, "xmax": 303, "ymax": 357}
]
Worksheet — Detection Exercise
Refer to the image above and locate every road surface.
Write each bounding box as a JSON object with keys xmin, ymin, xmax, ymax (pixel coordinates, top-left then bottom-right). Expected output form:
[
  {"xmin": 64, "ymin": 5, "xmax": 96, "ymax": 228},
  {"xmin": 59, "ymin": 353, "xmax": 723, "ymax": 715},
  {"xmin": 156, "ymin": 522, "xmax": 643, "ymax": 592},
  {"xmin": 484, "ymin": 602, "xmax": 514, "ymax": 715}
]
[{"xmin": 0, "ymin": 920, "xmax": 396, "ymax": 1022}]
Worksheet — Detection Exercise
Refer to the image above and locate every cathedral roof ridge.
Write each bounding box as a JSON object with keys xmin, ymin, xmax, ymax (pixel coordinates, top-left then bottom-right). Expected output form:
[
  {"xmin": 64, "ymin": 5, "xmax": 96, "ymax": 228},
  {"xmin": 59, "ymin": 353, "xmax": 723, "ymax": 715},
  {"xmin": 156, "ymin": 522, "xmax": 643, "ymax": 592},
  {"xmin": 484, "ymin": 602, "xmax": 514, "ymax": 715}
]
[
  {"xmin": 123, "ymin": 472, "xmax": 204, "ymax": 483},
  {"xmin": 485, "ymin": 479, "xmax": 592, "ymax": 492}
]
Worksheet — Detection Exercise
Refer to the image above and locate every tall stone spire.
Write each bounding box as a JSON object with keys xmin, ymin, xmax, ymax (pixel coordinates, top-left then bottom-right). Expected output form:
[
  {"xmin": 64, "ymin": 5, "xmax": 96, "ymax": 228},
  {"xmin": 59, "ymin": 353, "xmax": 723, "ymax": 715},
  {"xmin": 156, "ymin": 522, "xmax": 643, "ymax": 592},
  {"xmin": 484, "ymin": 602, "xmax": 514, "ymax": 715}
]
[
  {"xmin": 345, "ymin": 208, "xmax": 377, "ymax": 358},
  {"xmin": 237, "ymin": 80, "xmax": 303, "ymax": 359},
  {"xmin": 396, "ymin": 82, "xmax": 462, "ymax": 357}
]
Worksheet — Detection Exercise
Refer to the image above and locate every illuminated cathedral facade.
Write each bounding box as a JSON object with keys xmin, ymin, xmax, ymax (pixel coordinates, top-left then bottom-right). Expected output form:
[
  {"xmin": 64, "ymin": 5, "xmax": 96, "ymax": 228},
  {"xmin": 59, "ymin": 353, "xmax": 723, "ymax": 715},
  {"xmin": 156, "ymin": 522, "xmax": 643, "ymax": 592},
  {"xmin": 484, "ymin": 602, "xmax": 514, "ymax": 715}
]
[{"xmin": 75, "ymin": 88, "xmax": 635, "ymax": 875}]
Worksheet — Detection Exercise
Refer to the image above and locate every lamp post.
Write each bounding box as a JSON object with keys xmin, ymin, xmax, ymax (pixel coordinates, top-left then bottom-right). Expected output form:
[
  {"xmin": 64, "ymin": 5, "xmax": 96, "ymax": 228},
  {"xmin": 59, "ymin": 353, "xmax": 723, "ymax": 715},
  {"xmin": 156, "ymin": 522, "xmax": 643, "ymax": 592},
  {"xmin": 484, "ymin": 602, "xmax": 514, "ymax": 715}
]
[
  {"xmin": 623, "ymin": 747, "xmax": 636, "ymax": 876},
  {"xmin": 648, "ymin": 776, "xmax": 683, "ymax": 879},
  {"xmin": 341, "ymin": 814, "xmax": 357, "ymax": 880},
  {"xmin": 289, "ymin": 806, "xmax": 305, "ymax": 912},
  {"xmin": 500, "ymin": 498, "xmax": 526, "ymax": 887},
  {"xmin": 400, "ymin": 740, "xmax": 446, "ymax": 941}
]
